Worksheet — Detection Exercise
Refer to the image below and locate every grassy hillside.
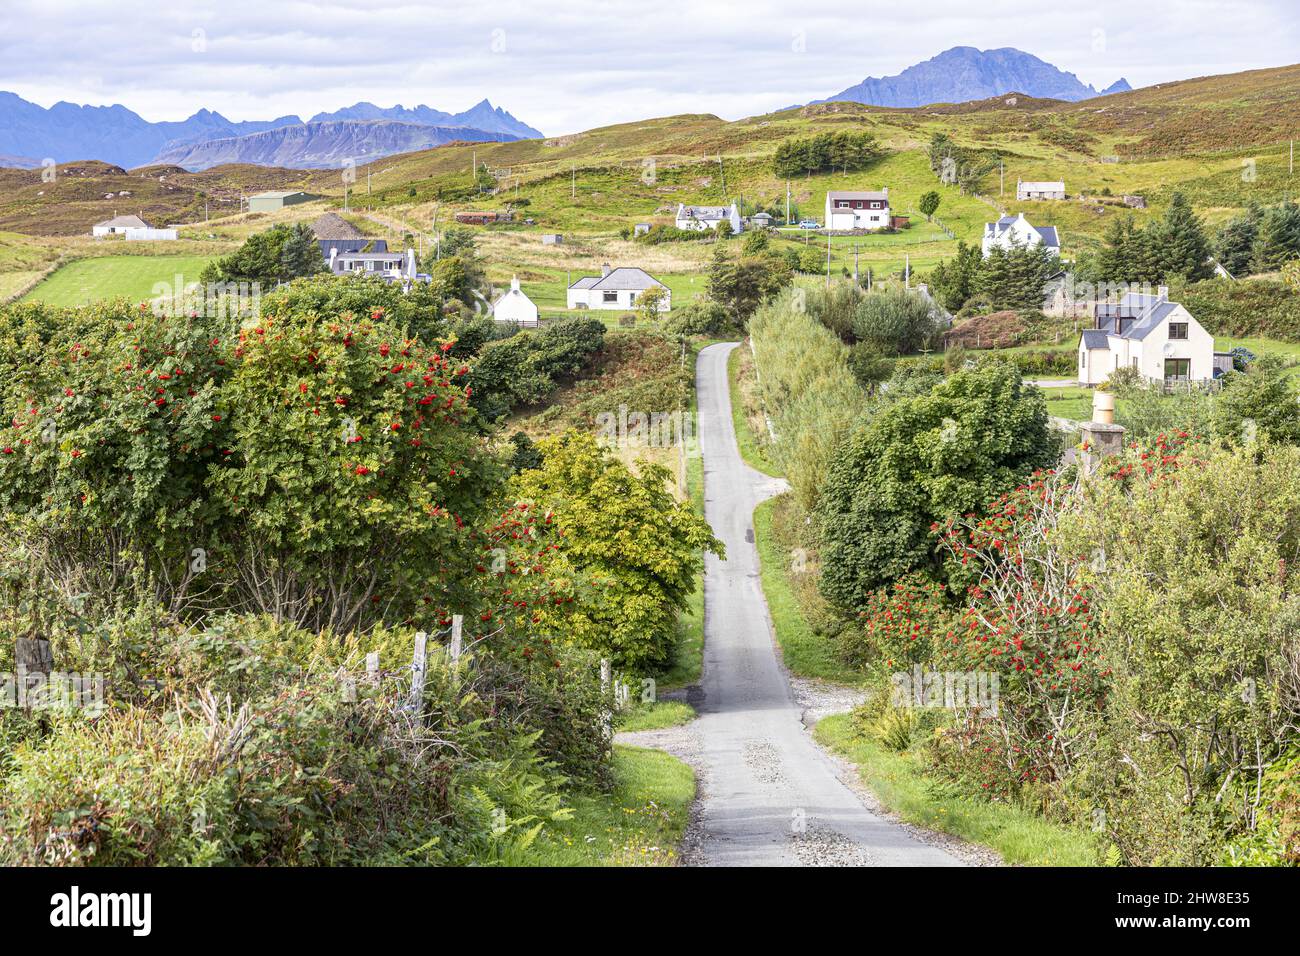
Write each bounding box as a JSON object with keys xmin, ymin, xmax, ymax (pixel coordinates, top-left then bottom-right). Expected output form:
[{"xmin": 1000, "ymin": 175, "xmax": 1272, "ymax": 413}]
[{"xmin": 2, "ymin": 61, "xmax": 1297, "ymax": 306}]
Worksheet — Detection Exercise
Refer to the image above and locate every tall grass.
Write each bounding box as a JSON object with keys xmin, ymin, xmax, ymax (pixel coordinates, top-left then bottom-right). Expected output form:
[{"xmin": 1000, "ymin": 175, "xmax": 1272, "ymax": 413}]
[{"xmin": 749, "ymin": 284, "xmax": 867, "ymax": 510}]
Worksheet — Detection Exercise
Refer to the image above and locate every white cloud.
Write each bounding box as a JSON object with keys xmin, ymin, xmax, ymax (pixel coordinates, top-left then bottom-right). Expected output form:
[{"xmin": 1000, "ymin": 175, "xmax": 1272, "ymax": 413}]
[{"xmin": 0, "ymin": 0, "xmax": 1295, "ymax": 134}]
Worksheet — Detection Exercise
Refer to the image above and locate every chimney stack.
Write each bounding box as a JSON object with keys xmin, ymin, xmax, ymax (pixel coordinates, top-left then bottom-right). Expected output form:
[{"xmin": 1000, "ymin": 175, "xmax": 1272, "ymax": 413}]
[
  {"xmin": 1157, "ymin": 285, "xmax": 1169, "ymax": 300},
  {"xmin": 601, "ymin": 262, "xmax": 612, "ymax": 277}
]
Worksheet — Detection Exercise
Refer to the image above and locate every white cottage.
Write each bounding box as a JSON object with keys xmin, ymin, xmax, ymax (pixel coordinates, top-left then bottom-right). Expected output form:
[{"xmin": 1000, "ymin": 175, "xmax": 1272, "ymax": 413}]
[
  {"xmin": 567, "ymin": 264, "xmax": 670, "ymax": 311},
  {"xmin": 982, "ymin": 213, "xmax": 1059, "ymax": 257},
  {"xmin": 92, "ymin": 214, "xmax": 148, "ymax": 237},
  {"xmin": 675, "ymin": 203, "xmax": 742, "ymax": 233},
  {"xmin": 1078, "ymin": 288, "xmax": 1215, "ymax": 386},
  {"xmin": 492, "ymin": 275, "xmax": 539, "ymax": 327},
  {"xmin": 1016, "ymin": 180, "xmax": 1066, "ymax": 201},
  {"xmin": 824, "ymin": 189, "xmax": 890, "ymax": 230}
]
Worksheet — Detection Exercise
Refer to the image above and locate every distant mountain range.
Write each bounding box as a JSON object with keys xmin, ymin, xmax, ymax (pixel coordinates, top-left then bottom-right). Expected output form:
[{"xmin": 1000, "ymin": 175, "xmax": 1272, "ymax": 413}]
[
  {"xmin": 153, "ymin": 120, "xmax": 524, "ymax": 171},
  {"xmin": 0, "ymin": 93, "xmax": 542, "ymax": 170},
  {"xmin": 815, "ymin": 46, "xmax": 1131, "ymax": 108}
]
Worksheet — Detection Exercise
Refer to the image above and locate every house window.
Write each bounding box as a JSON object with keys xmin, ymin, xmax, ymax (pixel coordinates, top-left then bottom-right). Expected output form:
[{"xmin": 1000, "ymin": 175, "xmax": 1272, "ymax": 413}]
[
  {"xmin": 837, "ymin": 201, "xmax": 849, "ymax": 208},
  {"xmin": 602, "ymin": 291, "xmax": 618, "ymax": 304},
  {"xmin": 1168, "ymin": 322, "xmax": 1188, "ymax": 340},
  {"xmin": 1164, "ymin": 358, "xmax": 1191, "ymax": 382}
]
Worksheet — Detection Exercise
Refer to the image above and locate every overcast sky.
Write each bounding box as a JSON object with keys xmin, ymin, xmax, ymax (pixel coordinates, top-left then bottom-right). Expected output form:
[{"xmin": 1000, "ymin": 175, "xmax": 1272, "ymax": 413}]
[{"xmin": 2, "ymin": 0, "xmax": 1296, "ymax": 135}]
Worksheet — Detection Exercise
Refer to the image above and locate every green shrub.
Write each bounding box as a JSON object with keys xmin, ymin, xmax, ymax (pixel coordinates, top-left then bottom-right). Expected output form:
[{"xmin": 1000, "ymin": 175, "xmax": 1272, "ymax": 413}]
[
  {"xmin": 817, "ymin": 360, "xmax": 1058, "ymax": 611},
  {"xmin": 1172, "ymin": 276, "xmax": 1300, "ymax": 339}
]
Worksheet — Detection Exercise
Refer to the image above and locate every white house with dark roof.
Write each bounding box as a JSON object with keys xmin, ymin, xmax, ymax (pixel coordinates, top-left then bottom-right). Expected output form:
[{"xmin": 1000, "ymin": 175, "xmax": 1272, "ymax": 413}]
[
  {"xmin": 1078, "ymin": 287, "xmax": 1215, "ymax": 386},
  {"xmin": 1017, "ymin": 180, "xmax": 1066, "ymax": 201},
  {"xmin": 982, "ymin": 213, "xmax": 1060, "ymax": 258},
  {"xmin": 567, "ymin": 264, "xmax": 670, "ymax": 311},
  {"xmin": 492, "ymin": 275, "xmax": 539, "ymax": 327},
  {"xmin": 675, "ymin": 203, "xmax": 742, "ymax": 233},
  {"xmin": 824, "ymin": 189, "xmax": 890, "ymax": 230},
  {"xmin": 92, "ymin": 214, "xmax": 148, "ymax": 237}
]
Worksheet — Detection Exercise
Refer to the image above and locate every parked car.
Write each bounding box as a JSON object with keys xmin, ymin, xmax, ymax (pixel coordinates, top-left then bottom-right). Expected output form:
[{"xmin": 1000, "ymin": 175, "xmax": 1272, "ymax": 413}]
[{"xmin": 798, "ymin": 219, "xmax": 820, "ymax": 230}]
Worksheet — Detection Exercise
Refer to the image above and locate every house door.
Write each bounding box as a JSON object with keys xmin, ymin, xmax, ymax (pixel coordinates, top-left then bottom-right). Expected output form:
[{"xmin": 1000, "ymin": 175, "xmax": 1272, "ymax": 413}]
[{"xmin": 1163, "ymin": 358, "xmax": 1190, "ymax": 384}]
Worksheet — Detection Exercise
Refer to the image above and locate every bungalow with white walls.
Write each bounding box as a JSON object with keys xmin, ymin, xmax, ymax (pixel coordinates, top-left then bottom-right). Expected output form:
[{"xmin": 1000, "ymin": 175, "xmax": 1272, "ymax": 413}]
[
  {"xmin": 675, "ymin": 203, "xmax": 742, "ymax": 233},
  {"xmin": 981, "ymin": 213, "xmax": 1059, "ymax": 257},
  {"xmin": 824, "ymin": 189, "xmax": 890, "ymax": 230},
  {"xmin": 492, "ymin": 275, "xmax": 539, "ymax": 327},
  {"xmin": 92, "ymin": 214, "xmax": 148, "ymax": 237},
  {"xmin": 1078, "ymin": 288, "xmax": 1215, "ymax": 386},
  {"xmin": 1017, "ymin": 180, "xmax": 1066, "ymax": 201},
  {"xmin": 567, "ymin": 264, "xmax": 670, "ymax": 311},
  {"xmin": 328, "ymin": 247, "xmax": 429, "ymax": 286}
]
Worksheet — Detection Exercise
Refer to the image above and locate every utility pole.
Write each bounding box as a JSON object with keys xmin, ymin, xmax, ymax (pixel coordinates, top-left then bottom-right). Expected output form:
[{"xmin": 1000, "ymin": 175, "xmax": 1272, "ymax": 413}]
[{"xmin": 785, "ymin": 180, "xmax": 791, "ymax": 225}]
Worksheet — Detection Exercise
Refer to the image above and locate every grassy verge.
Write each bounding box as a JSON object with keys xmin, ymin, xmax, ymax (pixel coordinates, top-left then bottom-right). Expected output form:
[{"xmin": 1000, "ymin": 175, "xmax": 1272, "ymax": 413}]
[
  {"xmin": 753, "ymin": 494, "xmax": 862, "ymax": 684},
  {"xmin": 617, "ymin": 700, "xmax": 697, "ymax": 732},
  {"xmin": 727, "ymin": 341, "xmax": 784, "ymax": 478},
  {"xmin": 521, "ymin": 745, "xmax": 695, "ymax": 866},
  {"xmin": 816, "ymin": 714, "xmax": 1099, "ymax": 866}
]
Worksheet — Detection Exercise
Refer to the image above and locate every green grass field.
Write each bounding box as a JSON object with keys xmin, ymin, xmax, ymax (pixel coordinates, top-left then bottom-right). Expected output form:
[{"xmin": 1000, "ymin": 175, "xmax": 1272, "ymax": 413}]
[{"xmin": 20, "ymin": 254, "xmax": 215, "ymax": 307}]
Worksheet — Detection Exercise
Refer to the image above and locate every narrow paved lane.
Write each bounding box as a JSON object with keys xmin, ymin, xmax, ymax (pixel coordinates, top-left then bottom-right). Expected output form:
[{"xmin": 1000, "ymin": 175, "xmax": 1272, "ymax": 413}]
[{"xmin": 689, "ymin": 342, "xmax": 961, "ymax": 866}]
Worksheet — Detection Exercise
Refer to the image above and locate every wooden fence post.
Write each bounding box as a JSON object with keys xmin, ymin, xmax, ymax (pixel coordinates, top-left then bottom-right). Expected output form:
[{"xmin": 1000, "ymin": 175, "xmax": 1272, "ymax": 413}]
[
  {"xmin": 409, "ymin": 631, "xmax": 428, "ymax": 707},
  {"xmin": 600, "ymin": 658, "xmax": 613, "ymax": 740},
  {"xmin": 450, "ymin": 615, "xmax": 463, "ymax": 664}
]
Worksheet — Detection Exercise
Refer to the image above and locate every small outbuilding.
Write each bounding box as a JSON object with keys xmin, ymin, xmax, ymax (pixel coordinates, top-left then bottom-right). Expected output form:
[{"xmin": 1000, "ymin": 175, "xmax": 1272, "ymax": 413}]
[
  {"xmin": 492, "ymin": 276, "xmax": 540, "ymax": 327},
  {"xmin": 247, "ymin": 191, "xmax": 317, "ymax": 213}
]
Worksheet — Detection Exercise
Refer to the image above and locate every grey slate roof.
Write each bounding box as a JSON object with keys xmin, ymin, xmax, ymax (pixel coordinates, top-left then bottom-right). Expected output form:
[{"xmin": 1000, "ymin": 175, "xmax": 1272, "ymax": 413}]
[
  {"xmin": 319, "ymin": 238, "xmax": 388, "ymax": 258},
  {"xmin": 1037, "ymin": 226, "xmax": 1060, "ymax": 248},
  {"xmin": 1091, "ymin": 292, "xmax": 1187, "ymax": 344},
  {"xmin": 95, "ymin": 214, "xmax": 148, "ymax": 229},
  {"xmin": 680, "ymin": 204, "xmax": 732, "ymax": 219},
  {"xmin": 570, "ymin": 267, "xmax": 666, "ymax": 291},
  {"xmin": 1081, "ymin": 329, "xmax": 1111, "ymax": 350}
]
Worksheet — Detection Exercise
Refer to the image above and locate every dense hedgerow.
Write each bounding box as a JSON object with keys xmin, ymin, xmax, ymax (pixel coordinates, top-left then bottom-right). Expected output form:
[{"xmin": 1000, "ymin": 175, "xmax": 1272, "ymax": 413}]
[{"xmin": 0, "ymin": 277, "xmax": 641, "ymax": 867}]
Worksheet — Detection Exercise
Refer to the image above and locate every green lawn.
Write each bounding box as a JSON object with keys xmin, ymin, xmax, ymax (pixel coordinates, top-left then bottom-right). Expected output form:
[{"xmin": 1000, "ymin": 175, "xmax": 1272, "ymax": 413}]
[
  {"xmin": 816, "ymin": 714, "xmax": 1100, "ymax": 866},
  {"xmin": 518, "ymin": 745, "xmax": 695, "ymax": 866},
  {"xmin": 20, "ymin": 255, "xmax": 215, "ymax": 307}
]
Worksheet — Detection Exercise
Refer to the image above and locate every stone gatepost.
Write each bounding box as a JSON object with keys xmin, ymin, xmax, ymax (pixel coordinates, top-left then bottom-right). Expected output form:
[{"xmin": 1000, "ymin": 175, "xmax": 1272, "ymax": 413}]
[{"xmin": 1079, "ymin": 390, "xmax": 1125, "ymax": 475}]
